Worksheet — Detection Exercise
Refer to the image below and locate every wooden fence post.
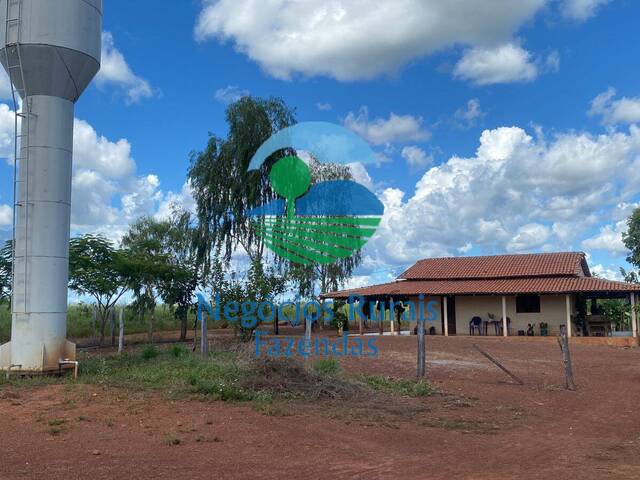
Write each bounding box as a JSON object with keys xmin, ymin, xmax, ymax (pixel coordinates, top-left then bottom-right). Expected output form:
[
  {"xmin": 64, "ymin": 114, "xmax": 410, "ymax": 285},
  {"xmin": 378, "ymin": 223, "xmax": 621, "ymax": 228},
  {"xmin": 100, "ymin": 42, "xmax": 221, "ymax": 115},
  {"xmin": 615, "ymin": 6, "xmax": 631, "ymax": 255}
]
[
  {"xmin": 417, "ymin": 312, "xmax": 426, "ymax": 379},
  {"xmin": 305, "ymin": 315, "xmax": 312, "ymax": 361},
  {"xmin": 558, "ymin": 325, "xmax": 576, "ymax": 390},
  {"xmin": 118, "ymin": 308, "xmax": 125, "ymax": 353}
]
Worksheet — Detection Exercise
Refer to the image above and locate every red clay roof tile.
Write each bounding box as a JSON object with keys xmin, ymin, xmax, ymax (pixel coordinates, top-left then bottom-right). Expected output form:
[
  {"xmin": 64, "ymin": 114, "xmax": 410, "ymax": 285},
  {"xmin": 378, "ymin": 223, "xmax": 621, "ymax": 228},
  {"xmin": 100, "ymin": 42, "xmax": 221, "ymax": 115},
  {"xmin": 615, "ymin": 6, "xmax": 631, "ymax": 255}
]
[
  {"xmin": 398, "ymin": 252, "xmax": 588, "ymax": 280},
  {"xmin": 323, "ymin": 276, "xmax": 640, "ymax": 299}
]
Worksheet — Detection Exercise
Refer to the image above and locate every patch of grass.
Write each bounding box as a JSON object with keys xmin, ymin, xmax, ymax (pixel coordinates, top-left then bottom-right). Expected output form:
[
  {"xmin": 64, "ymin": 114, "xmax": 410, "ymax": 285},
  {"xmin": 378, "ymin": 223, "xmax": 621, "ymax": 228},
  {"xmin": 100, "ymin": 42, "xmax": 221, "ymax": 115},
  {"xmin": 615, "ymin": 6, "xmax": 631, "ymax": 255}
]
[
  {"xmin": 47, "ymin": 418, "xmax": 67, "ymax": 436},
  {"xmin": 312, "ymin": 358, "xmax": 340, "ymax": 375},
  {"xmin": 141, "ymin": 344, "xmax": 159, "ymax": 360},
  {"xmin": 105, "ymin": 417, "xmax": 115, "ymax": 427},
  {"xmin": 170, "ymin": 344, "xmax": 189, "ymax": 358},
  {"xmin": 362, "ymin": 375, "xmax": 437, "ymax": 397},
  {"xmin": 164, "ymin": 434, "xmax": 182, "ymax": 446},
  {"xmin": 48, "ymin": 418, "xmax": 66, "ymax": 427},
  {"xmin": 48, "ymin": 425, "xmax": 65, "ymax": 436}
]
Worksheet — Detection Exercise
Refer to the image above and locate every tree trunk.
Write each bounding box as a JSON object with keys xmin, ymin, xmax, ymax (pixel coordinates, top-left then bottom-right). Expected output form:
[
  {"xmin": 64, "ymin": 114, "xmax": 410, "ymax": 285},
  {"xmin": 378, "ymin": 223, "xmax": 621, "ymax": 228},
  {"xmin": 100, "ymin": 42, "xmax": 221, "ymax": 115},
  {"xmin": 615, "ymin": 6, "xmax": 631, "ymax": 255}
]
[
  {"xmin": 180, "ymin": 310, "xmax": 188, "ymax": 340},
  {"xmin": 110, "ymin": 308, "xmax": 116, "ymax": 346},
  {"xmin": 99, "ymin": 309, "xmax": 107, "ymax": 345},
  {"xmin": 91, "ymin": 306, "xmax": 97, "ymax": 342},
  {"xmin": 148, "ymin": 313, "xmax": 155, "ymax": 343}
]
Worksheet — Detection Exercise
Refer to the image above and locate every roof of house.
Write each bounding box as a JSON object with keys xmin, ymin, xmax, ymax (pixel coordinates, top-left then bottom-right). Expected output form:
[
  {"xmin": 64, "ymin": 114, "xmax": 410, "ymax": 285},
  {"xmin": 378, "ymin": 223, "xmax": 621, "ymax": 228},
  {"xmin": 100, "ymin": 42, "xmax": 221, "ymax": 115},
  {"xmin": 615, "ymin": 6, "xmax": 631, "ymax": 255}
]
[
  {"xmin": 398, "ymin": 252, "xmax": 589, "ymax": 280},
  {"xmin": 323, "ymin": 252, "xmax": 640, "ymax": 299}
]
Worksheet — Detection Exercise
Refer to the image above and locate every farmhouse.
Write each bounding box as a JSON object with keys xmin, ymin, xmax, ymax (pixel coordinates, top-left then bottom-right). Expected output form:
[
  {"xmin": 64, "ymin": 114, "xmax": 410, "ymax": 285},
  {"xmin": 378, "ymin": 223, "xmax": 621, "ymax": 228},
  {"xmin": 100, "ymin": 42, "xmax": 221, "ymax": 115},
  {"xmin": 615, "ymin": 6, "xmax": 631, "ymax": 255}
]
[{"xmin": 323, "ymin": 252, "xmax": 640, "ymax": 345}]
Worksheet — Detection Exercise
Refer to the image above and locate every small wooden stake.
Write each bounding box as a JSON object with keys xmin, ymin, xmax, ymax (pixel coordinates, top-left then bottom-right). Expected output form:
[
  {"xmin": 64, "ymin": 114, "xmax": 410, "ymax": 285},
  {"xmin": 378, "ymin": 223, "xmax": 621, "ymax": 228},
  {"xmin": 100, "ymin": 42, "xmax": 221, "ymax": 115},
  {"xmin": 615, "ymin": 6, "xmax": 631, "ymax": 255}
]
[
  {"xmin": 473, "ymin": 344, "xmax": 524, "ymax": 385},
  {"xmin": 557, "ymin": 325, "xmax": 576, "ymax": 391},
  {"xmin": 118, "ymin": 308, "xmax": 125, "ymax": 353}
]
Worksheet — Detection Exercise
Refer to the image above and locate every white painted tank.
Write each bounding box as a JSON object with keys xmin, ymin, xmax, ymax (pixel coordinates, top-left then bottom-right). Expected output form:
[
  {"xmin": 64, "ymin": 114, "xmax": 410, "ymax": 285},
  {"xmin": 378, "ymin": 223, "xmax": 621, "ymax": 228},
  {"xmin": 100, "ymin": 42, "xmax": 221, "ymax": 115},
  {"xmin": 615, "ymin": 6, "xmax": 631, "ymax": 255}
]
[{"xmin": 0, "ymin": 0, "xmax": 102, "ymax": 371}]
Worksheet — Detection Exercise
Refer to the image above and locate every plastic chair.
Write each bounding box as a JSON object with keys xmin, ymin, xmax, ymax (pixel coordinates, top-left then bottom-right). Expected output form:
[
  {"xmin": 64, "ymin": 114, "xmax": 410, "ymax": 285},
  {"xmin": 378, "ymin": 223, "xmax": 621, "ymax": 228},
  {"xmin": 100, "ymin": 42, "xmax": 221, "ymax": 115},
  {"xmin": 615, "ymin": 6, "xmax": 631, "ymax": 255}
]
[{"xmin": 469, "ymin": 316, "xmax": 482, "ymax": 335}]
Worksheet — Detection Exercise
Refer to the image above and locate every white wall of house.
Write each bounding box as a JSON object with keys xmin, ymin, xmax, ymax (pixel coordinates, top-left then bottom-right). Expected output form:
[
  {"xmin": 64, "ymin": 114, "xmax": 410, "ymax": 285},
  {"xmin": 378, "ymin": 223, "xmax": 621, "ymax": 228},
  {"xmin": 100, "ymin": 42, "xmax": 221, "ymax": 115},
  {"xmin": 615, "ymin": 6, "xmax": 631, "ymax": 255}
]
[{"xmin": 455, "ymin": 294, "xmax": 573, "ymax": 336}]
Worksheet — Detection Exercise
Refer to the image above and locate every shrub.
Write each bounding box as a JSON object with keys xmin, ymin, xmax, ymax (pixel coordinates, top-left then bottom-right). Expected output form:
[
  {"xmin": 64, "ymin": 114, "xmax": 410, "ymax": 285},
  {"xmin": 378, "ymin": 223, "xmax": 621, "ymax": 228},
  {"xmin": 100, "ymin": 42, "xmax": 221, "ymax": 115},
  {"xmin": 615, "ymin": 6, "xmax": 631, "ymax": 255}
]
[
  {"xmin": 141, "ymin": 344, "xmax": 159, "ymax": 360},
  {"xmin": 312, "ymin": 358, "xmax": 340, "ymax": 375},
  {"xmin": 170, "ymin": 344, "xmax": 188, "ymax": 358}
]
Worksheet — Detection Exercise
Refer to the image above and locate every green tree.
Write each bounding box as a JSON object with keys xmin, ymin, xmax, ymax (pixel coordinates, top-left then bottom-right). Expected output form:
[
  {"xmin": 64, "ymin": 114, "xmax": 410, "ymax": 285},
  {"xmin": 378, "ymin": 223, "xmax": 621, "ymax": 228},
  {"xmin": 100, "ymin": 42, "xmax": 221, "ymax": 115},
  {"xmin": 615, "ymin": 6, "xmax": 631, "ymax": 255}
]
[
  {"xmin": 0, "ymin": 240, "xmax": 11, "ymax": 305},
  {"xmin": 283, "ymin": 158, "xmax": 362, "ymax": 299},
  {"xmin": 270, "ymin": 156, "xmax": 311, "ymax": 218},
  {"xmin": 206, "ymin": 257, "xmax": 286, "ymax": 342},
  {"xmin": 188, "ymin": 96, "xmax": 297, "ymax": 268},
  {"xmin": 69, "ymin": 235, "xmax": 133, "ymax": 344},
  {"xmin": 623, "ymin": 207, "xmax": 640, "ymax": 267},
  {"xmin": 157, "ymin": 211, "xmax": 200, "ymax": 340},
  {"xmin": 620, "ymin": 267, "xmax": 639, "ymax": 283},
  {"xmin": 121, "ymin": 217, "xmax": 176, "ymax": 342}
]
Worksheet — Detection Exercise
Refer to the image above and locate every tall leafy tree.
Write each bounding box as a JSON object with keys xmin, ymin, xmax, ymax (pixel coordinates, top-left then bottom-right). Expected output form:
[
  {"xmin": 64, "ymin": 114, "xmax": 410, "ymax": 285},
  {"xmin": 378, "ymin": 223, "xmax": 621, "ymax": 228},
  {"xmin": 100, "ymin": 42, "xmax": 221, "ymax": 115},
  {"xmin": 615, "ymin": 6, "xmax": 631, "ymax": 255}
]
[
  {"xmin": 121, "ymin": 217, "xmax": 175, "ymax": 342},
  {"xmin": 0, "ymin": 240, "xmax": 12, "ymax": 305},
  {"xmin": 157, "ymin": 211, "xmax": 200, "ymax": 340},
  {"xmin": 188, "ymin": 97, "xmax": 363, "ymax": 299},
  {"xmin": 69, "ymin": 235, "xmax": 133, "ymax": 344},
  {"xmin": 188, "ymin": 96, "xmax": 296, "ymax": 269},
  {"xmin": 623, "ymin": 207, "xmax": 640, "ymax": 268}
]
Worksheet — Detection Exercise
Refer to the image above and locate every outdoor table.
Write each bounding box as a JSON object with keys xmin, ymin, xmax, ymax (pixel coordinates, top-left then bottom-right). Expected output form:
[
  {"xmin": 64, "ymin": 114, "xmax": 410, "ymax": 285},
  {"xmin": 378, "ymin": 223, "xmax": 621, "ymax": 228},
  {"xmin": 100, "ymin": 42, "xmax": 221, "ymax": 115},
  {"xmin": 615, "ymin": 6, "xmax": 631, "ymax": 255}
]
[{"xmin": 484, "ymin": 320, "xmax": 500, "ymax": 336}]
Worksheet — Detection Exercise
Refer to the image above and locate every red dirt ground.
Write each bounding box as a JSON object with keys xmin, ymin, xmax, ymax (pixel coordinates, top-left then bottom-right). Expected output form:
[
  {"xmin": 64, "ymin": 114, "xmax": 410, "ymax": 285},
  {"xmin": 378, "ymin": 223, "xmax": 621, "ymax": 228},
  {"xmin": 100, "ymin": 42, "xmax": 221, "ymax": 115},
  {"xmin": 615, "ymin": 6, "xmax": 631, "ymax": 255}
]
[{"xmin": 2, "ymin": 334, "xmax": 640, "ymax": 480}]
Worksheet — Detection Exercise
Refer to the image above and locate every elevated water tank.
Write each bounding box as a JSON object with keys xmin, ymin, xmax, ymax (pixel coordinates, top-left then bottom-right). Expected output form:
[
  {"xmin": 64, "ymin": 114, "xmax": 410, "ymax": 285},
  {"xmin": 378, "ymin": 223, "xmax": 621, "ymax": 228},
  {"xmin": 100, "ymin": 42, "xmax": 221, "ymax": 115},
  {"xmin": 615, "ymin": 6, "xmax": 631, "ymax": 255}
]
[{"xmin": 0, "ymin": 0, "xmax": 102, "ymax": 372}]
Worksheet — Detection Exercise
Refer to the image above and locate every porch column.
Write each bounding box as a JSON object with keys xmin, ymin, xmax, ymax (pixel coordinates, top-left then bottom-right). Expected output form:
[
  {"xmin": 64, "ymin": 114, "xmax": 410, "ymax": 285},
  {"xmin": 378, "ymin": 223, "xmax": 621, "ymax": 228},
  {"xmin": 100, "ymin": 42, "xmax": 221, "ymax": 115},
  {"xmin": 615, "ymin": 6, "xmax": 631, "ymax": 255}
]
[
  {"xmin": 443, "ymin": 296, "xmax": 449, "ymax": 337},
  {"xmin": 631, "ymin": 293, "xmax": 637, "ymax": 339},
  {"xmin": 565, "ymin": 295, "xmax": 572, "ymax": 338},
  {"xmin": 502, "ymin": 296, "xmax": 508, "ymax": 337}
]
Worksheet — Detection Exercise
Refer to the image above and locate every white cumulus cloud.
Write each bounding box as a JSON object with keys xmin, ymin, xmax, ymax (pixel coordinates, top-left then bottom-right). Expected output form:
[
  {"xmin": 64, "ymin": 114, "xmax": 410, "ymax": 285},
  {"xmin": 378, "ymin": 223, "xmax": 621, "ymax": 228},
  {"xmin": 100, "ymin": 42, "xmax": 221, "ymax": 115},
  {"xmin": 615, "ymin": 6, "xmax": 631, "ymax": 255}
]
[
  {"xmin": 589, "ymin": 88, "xmax": 640, "ymax": 126},
  {"xmin": 562, "ymin": 0, "xmax": 611, "ymax": 21},
  {"xmin": 401, "ymin": 146, "xmax": 433, "ymax": 169},
  {"xmin": 194, "ymin": 0, "xmax": 547, "ymax": 81},
  {"xmin": 453, "ymin": 43, "xmax": 539, "ymax": 86},
  {"xmin": 361, "ymin": 124, "xmax": 640, "ymax": 272},
  {"xmin": 455, "ymin": 98, "xmax": 485, "ymax": 128},
  {"xmin": 214, "ymin": 85, "xmax": 250, "ymax": 104},
  {"xmin": 96, "ymin": 32, "xmax": 156, "ymax": 104},
  {"xmin": 344, "ymin": 107, "xmax": 429, "ymax": 146},
  {"xmin": 0, "ymin": 204, "xmax": 11, "ymax": 227}
]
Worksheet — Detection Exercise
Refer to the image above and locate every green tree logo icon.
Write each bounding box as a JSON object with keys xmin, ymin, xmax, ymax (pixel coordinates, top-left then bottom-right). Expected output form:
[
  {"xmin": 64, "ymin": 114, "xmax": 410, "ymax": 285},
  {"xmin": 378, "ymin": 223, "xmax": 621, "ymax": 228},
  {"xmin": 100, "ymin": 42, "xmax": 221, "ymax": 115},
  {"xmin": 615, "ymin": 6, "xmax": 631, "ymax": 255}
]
[{"xmin": 269, "ymin": 156, "xmax": 311, "ymax": 219}]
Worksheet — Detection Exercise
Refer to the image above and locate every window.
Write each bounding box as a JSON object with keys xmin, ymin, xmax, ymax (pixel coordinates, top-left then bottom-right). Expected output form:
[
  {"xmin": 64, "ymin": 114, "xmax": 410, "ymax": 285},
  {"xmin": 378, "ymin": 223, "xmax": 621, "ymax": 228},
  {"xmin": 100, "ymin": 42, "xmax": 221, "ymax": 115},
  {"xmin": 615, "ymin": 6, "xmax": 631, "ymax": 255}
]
[{"xmin": 516, "ymin": 295, "xmax": 541, "ymax": 313}]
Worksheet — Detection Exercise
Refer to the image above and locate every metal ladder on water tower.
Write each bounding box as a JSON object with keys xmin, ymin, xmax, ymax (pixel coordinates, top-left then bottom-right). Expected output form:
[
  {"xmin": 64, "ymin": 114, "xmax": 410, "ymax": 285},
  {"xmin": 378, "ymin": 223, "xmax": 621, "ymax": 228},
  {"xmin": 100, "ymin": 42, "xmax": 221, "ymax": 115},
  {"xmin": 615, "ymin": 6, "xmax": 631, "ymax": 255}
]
[{"xmin": 4, "ymin": 0, "xmax": 31, "ymax": 313}]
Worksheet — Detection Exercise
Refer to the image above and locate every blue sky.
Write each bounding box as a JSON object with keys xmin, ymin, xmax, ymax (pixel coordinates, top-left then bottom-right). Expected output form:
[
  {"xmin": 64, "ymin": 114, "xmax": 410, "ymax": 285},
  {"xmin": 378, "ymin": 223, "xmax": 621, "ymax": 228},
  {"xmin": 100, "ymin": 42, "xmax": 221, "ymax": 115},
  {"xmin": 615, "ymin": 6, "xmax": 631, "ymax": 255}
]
[{"xmin": 1, "ymin": 0, "xmax": 640, "ymax": 287}]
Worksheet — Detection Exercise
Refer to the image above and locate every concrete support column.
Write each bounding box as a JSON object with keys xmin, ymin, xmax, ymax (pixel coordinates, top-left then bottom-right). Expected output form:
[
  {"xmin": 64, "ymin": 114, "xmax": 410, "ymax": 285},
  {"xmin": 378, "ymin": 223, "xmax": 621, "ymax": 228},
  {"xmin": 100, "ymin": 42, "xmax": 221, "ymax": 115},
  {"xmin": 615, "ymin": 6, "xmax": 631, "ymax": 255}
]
[
  {"xmin": 566, "ymin": 295, "xmax": 572, "ymax": 338},
  {"xmin": 443, "ymin": 296, "xmax": 449, "ymax": 337},
  {"xmin": 502, "ymin": 296, "xmax": 508, "ymax": 337},
  {"xmin": 631, "ymin": 293, "xmax": 637, "ymax": 339}
]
